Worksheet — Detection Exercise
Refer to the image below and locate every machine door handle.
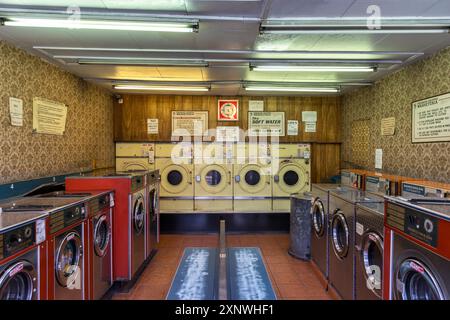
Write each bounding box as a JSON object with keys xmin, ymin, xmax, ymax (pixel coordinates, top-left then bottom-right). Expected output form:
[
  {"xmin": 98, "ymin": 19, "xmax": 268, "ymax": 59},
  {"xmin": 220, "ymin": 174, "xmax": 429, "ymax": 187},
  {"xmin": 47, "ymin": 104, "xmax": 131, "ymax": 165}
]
[
  {"xmin": 235, "ymin": 175, "xmax": 240, "ymax": 183},
  {"xmin": 274, "ymin": 175, "xmax": 279, "ymax": 183},
  {"xmin": 195, "ymin": 175, "xmax": 201, "ymax": 183}
]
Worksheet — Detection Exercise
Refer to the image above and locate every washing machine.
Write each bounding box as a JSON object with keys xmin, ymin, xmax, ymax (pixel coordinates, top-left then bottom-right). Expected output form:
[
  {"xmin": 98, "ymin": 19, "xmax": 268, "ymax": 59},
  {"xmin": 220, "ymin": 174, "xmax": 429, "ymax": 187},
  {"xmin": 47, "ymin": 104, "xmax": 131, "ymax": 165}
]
[
  {"xmin": 309, "ymin": 184, "xmax": 346, "ymax": 280},
  {"xmin": 155, "ymin": 143, "xmax": 193, "ymax": 212},
  {"xmin": 385, "ymin": 197, "xmax": 450, "ymax": 300},
  {"xmin": 194, "ymin": 142, "xmax": 233, "ymax": 212},
  {"xmin": 0, "ymin": 213, "xmax": 47, "ymax": 300},
  {"xmin": 341, "ymin": 169, "xmax": 367, "ymax": 190},
  {"xmin": 402, "ymin": 180, "xmax": 450, "ymax": 199},
  {"xmin": 66, "ymin": 170, "xmax": 148, "ymax": 285},
  {"xmin": 328, "ymin": 188, "xmax": 383, "ymax": 300},
  {"xmin": 115, "ymin": 142, "xmax": 155, "ymax": 171},
  {"xmin": 355, "ymin": 201, "xmax": 385, "ymax": 300},
  {"xmin": 233, "ymin": 143, "xmax": 272, "ymax": 212},
  {"xmin": 146, "ymin": 170, "xmax": 160, "ymax": 259},
  {"xmin": 272, "ymin": 144, "xmax": 311, "ymax": 212},
  {"xmin": 86, "ymin": 191, "xmax": 113, "ymax": 300}
]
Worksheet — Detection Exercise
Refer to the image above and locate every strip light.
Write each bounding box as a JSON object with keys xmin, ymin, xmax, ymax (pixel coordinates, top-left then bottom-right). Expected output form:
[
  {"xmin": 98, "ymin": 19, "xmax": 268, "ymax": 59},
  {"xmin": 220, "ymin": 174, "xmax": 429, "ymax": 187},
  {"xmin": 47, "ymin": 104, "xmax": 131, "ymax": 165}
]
[
  {"xmin": 114, "ymin": 85, "xmax": 210, "ymax": 92},
  {"xmin": 1, "ymin": 18, "xmax": 198, "ymax": 32},
  {"xmin": 245, "ymin": 86, "xmax": 340, "ymax": 93},
  {"xmin": 260, "ymin": 28, "xmax": 450, "ymax": 34},
  {"xmin": 77, "ymin": 58, "xmax": 208, "ymax": 67},
  {"xmin": 251, "ymin": 65, "xmax": 376, "ymax": 72}
]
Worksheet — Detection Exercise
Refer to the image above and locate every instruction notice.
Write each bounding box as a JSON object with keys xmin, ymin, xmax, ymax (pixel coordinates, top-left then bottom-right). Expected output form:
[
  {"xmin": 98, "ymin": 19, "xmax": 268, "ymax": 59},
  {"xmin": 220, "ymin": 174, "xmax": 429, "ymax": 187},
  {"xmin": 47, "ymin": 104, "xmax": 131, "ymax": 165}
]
[
  {"xmin": 172, "ymin": 111, "xmax": 208, "ymax": 136},
  {"xmin": 9, "ymin": 97, "xmax": 23, "ymax": 126},
  {"xmin": 412, "ymin": 92, "xmax": 450, "ymax": 143},
  {"xmin": 381, "ymin": 117, "xmax": 396, "ymax": 136},
  {"xmin": 32, "ymin": 97, "xmax": 67, "ymax": 135},
  {"xmin": 248, "ymin": 112, "xmax": 285, "ymax": 136},
  {"xmin": 287, "ymin": 120, "xmax": 299, "ymax": 135},
  {"xmin": 147, "ymin": 118, "xmax": 158, "ymax": 134}
]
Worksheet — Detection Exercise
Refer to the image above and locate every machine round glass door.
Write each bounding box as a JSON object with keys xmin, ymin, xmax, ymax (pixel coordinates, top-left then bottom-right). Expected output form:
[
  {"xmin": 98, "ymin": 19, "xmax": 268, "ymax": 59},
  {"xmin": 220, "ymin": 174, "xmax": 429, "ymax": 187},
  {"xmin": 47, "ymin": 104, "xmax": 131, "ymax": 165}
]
[
  {"xmin": 395, "ymin": 258, "xmax": 446, "ymax": 300},
  {"xmin": 55, "ymin": 232, "xmax": 83, "ymax": 287},
  {"xmin": 236, "ymin": 164, "xmax": 268, "ymax": 194},
  {"xmin": 133, "ymin": 195, "xmax": 145, "ymax": 235},
  {"xmin": 275, "ymin": 162, "xmax": 308, "ymax": 193},
  {"xmin": 331, "ymin": 211, "xmax": 349, "ymax": 259},
  {"xmin": 161, "ymin": 164, "xmax": 191, "ymax": 194},
  {"xmin": 94, "ymin": 215, "xmax": 111, "ymax": 257},
  {"xmin": 197, "ymin": 164, "xmax": 230, "ymax": 194},
  {"xmin": 361, "ymin": 231, "xmax": 383, "ymax": 297},
  {"xmin": 312, "ymin": 199, "xmax": 326, "ymax": 238},
  {"xmin": 0, "ymin": 261, "xmax": 37, "ymax": 300}
]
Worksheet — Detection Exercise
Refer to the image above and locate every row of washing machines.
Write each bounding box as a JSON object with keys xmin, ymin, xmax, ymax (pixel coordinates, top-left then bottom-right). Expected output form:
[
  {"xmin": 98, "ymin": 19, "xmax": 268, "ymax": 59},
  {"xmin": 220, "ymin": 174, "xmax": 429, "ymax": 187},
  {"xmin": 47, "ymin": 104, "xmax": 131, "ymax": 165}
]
[
  {"xmin": 0, "ymin": 169, "xmax": 160, "ymax": 300},
  {"xmin": 310, "ymin": 170, "xmax": 450, "ymax": 300},
  {"xmin": 116, "ymin": 142, "xmax": 311, "ymax": 213}
]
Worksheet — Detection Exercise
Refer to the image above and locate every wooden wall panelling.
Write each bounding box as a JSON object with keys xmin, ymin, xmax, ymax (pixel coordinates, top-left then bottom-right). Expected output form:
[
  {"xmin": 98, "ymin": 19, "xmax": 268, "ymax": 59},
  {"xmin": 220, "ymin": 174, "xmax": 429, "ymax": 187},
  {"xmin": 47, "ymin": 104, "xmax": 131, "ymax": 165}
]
[{"xmin": 311, "ymin": 143, "xmax": 341, "ymax": 183}]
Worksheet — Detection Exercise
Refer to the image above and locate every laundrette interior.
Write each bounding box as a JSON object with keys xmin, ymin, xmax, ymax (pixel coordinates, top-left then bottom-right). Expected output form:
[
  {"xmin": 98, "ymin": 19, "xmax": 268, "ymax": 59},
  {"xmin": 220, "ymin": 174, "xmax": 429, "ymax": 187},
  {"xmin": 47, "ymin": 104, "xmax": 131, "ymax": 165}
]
[{"xmin": 0, "ymin": 0, "xmax": 449, "ymax": 302}]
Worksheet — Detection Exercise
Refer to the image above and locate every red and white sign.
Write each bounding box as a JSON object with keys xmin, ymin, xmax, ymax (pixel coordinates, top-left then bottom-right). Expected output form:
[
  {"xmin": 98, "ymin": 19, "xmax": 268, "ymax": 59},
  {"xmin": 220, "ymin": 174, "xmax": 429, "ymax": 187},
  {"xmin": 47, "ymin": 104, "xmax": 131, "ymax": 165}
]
[{"xmin": 218, "ymin": 100, "xmax": 239, "ymax": 121}]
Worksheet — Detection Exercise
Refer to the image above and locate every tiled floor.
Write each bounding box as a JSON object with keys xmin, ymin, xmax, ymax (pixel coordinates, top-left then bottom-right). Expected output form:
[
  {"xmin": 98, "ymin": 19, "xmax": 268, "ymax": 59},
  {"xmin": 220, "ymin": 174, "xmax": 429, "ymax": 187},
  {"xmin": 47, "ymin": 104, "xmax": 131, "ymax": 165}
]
[{"xmin": 112, "ymin": 234, "xmax": 335, "ymax": 300}]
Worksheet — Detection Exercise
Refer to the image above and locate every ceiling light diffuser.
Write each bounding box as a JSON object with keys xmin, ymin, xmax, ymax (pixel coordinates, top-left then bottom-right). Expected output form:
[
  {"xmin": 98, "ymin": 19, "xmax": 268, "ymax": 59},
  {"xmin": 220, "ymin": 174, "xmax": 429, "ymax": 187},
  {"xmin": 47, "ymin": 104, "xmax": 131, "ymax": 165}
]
[
  {"xmin": 251, "ymin": 65, "xmax": 376, "ymax": 72},
  {"xmin": 244, "ymin": 86, "xmax": 340, "ymax": 93},
  {"xmin": 114, "ymin": 85, "xmax": 210, "ymax": 92}
]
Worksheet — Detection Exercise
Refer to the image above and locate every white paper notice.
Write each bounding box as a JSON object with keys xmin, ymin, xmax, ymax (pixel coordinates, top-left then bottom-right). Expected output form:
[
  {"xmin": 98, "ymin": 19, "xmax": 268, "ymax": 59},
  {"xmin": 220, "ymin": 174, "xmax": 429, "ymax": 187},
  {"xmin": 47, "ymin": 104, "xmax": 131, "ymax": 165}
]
[
  {"xmin": 147, "ymin": 119, "xmax": 158, "ymax": 134},
  {"xmin": 356, "ymin": 222, "xmax": 364, "ymax": 236},
  {"xmin": 9, "ymin": 97, "xmax": 23, "ymax": 126},
  {"xmin": 287, "ymin": 120, "xmax": 299, "ymax": 135},
  {"xmin": 32, "ymin": 97, "xmax": 67, "ymax": 135},
  {"xmin": 148, "ymin": 144, "xmax": 155, "ymax": 164},
  {"xmin": 304, "ymin": 122, "xmax": 316, "ymax": 133},
  {"xmin": 381, "ymin": 117, "xmax": 396, "ymax": 136},
  {"xmin": 375, "ymin": 149, "xmax": 383, "ymax": 169},
  {"xmin": 216, "ymin": 126, "xmax": 240, "ymax": 142},
  {"xmin": 35, "ymin": 219, "xmax": 46, "ymax": 244},
  {"xmin": 249, "ymin": 100, "xmax": 264, "ymax": 111},
  {"xmin": 302, "ymin": 111, "xmax": 317, "ymax": 122}
]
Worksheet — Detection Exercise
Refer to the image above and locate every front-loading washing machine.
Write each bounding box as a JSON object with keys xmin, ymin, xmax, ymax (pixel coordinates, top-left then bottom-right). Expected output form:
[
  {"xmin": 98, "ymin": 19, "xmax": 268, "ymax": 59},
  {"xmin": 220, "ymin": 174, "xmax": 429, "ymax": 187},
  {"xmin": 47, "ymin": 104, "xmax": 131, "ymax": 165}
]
[
  {"xmin": 385, "ymin": 197, "xmax": 450, "ymax": 300},
  {"xmin": 131, "ymin": 186, "xmax": 146, "ymax": 278},
  {"xmin": 233, "ymin": 143, "xmax": 272, "ymax": 212},
  {"xmin": 194, "ymin": 142, "xmax": 233, "ymax": 212},
  {"xmin": 272, "ymin": 144, "xmax": 311, "ymax": 212},
  {"xmin": 328, "ymin": 188, "xmax": 383, "ymax": 300},
  {"xmin": 310, "ymin": 184, "xmax": 346, "ymax": 280},
  {"xmin": 355, "ymin": 201, "xmax": 385, "ymax": 300},
  {"xmin": 146, "ymin": 170, "xmax": 160, "ymax": 259},
  {"xmin": 116, "ymin": 142, "xmax": 155, "ymax": 171},
  {"xmin": 155, "ymin": 143, "xmax": 193, "ymax": 212},
  {"xmin": 0, "ymin": 214, "xmax": 47, "ymax": 300}
]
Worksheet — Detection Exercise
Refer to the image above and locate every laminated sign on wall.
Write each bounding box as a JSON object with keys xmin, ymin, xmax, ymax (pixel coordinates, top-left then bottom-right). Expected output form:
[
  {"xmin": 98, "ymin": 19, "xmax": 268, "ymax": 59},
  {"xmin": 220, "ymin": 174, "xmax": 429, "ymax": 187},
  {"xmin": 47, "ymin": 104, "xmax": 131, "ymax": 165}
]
[
  {"xmin": 32, "ymin": 97, "xmax": 67, "ymax": 135},
  {"xmin": 147, "ymin": 119, "xmax": 158, "ymax": 134},
  {"xmin": 172, "ymin": 111, "xmax": 208, "ymax": 137},
  {"xmin": 248, "ymin": 112, "xmax": 285, "ymax": 136},
  {"xmin": 412, "ymin": 92, "xmax": 450, "ymax": 143}
]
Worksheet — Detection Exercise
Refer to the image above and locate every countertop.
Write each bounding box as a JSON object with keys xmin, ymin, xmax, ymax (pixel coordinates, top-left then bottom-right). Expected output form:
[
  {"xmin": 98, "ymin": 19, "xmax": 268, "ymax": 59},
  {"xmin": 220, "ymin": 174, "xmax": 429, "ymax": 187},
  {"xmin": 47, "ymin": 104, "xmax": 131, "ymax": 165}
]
[{"xmin": 0, "ymin": 211, "xmax": 48, "ymax": 233}]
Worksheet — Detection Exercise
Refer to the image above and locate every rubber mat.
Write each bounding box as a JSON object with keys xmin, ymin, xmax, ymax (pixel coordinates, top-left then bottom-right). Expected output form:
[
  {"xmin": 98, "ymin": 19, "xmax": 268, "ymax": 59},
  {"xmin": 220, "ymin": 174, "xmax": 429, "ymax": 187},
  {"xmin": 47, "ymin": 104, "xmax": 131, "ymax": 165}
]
[{"xmin": 166, "ymin": 247, "xmax": 276, "ymax": 300}]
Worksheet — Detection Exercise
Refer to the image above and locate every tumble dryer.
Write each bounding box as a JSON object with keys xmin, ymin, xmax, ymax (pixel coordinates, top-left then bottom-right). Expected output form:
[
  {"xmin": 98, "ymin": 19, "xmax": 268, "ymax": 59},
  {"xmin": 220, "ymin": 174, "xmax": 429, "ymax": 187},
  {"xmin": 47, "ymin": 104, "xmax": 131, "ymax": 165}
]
[
  {"xmin": 272, "ymin": 144, "xmax": 311, "ymax": 212},
  {"xmin": 146, "ymin": 170, "xmax": 160, "ymax": 259},
  {"xmin": 328, "ymin": 188, "xmax": 383, "ymax": 300},
  {"xmin": 116, "ymin": 142, "xmax": 155, "ymax": 171},
  {"xmin": 355, "ymin": 202, "xmax": 385, "ymax": 300},
  {"xmin": 0, "ymin": 212, "xmax": 47, "ymax": 300},
  {"xmin": 194, "ymin": 142, "xmax": 233, "ymax": 212},
  {"xmin": 309, "ymin": 184, "xmax": 346, "ymax": 280},
  {"xmin": 385, "ymin": 197, "xmax": 450, "ymax": 300},
  {"xmin": 155, "ymin": 143, "xmax": 193, "ymax": 212},
  {"xmin": 233, "ymin": 143, "xmax": 272, "ymax": 212}
]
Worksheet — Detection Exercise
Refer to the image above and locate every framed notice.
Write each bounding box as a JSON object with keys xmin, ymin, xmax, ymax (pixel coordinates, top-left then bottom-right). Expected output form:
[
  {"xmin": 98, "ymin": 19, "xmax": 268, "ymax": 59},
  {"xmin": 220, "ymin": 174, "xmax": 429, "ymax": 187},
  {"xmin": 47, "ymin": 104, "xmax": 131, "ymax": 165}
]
[
  {"xmin": 218, "ymin": 99, "xmax": 239, "ymax": 121},
  {"xmin": 172, "ymin": 111, "xmax": 208, "ymax": 137},
  {"xmin": 412, "ymin": 92, "xmax": 450, "ymax": 143},
  {"xmin": 248, "ymin": 111, "xmax": 285, "ymax": 136},
  {"xmin": 32, "ymin": 97, "xmax": 68, "ymax": 135}
]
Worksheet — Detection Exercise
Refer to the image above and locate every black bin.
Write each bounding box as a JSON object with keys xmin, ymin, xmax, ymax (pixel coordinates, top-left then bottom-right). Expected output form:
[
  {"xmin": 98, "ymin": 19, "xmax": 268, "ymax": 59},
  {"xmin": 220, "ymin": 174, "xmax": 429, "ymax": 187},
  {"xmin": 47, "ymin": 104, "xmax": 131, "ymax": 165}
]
[{"xmin": 288, "ymin": 194, "xmax": 312, "ymax": 260}]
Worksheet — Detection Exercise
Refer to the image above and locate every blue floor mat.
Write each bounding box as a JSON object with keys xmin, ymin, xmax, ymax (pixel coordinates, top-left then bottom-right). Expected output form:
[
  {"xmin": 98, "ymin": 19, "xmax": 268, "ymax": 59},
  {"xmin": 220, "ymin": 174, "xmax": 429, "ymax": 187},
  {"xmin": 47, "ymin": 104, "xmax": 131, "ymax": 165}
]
[{"xmin": 166, "ymin": 247, "xmax": 276, "ymax": 300}]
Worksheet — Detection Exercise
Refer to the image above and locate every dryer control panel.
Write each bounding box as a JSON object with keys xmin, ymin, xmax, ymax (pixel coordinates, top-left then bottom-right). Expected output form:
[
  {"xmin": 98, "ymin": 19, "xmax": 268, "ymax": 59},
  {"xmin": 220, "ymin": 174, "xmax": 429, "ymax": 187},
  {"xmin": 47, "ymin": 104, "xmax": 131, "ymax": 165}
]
[
  {"xmin": 0, "ymin": 222, "xmax": 36, "ymax": 260},
  {"xmin": 49, "ymin": 204, "xmax": 86, "ymax": 235},
  {"xmin": 386, "ymin": 202, "xmax": 438, "ymax": 247}
]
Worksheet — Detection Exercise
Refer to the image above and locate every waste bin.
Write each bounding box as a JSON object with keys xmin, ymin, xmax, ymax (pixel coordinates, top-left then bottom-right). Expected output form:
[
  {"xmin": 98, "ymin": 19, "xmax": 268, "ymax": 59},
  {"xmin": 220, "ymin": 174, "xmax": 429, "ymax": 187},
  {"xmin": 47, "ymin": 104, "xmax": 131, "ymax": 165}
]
[{"xmin": 288, "ymin": 193, "xmax": 312, "ymax": 260}]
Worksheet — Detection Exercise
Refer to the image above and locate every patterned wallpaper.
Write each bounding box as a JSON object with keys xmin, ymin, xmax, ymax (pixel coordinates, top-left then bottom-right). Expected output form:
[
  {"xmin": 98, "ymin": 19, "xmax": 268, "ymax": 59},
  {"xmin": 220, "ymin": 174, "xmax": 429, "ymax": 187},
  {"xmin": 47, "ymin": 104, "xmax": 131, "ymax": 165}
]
[
  {"xmin": 341, "ymin": 47, "xmax": 450, "ymax": 183},
  {"xmin": 0, "ymin": 41, "xmax": 114, "ymax": 184}
]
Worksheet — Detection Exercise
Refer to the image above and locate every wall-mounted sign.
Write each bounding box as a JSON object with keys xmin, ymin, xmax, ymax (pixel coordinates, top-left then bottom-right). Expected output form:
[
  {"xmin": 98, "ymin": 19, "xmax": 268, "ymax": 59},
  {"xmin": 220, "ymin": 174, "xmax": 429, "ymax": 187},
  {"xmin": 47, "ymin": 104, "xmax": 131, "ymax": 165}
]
[
  {"xmin": 412, "ymin": 92, "xmax": 450, "ymax": 143},
  {"xmin": 218, "ymin": 99, "xmax": 239, "ymax": 121},
  {"xmin": 216, "ymin": 126, "xmax": 240, "ymax": 142},
  {"xmin": 172, "ymin": 111, "xmax": 208, "ymax": 137},
  {"xmin": 381, "ymin": 117, "xmax": 396, "ymax": 136},
  {"xmin": 249, "ymin": 100, "xmax": 264, "ymax": 111},
  {"xmin": 287, "ymin": 120, "xmax": 299, "ymax": 135},
  {"xmin": 32, "ymin": 97, "xmax": 67, "ymax": 135},
  {"xmin": 9, "ymin": 97, "xmax": 23, "ymax": 127},
  {"xmin": 304, "ymin": 122, "xmax": 316, "ymax": 133},
  {"xmin": 375, "ymin": 148, "xmax": 383, "ymax": 169},
  {"xmin": 147, "ymin": 118, "xmax": 158, "ymax": 135},
  {"xmin": 302, "ymin": 111, "xmax": 317, "ymax": 122},
  {"xmin": 248, "ymin": 111, "xmax": 285, "ymax": 136}
]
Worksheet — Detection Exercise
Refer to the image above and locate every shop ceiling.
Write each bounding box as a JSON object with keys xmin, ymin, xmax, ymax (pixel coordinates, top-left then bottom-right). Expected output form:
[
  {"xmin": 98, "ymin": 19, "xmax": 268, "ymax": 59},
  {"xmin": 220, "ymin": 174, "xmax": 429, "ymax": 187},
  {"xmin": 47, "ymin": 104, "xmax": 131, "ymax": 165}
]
[{"xmin": 0, "ymin": 0, "xmax": 449, "ymax": 96}]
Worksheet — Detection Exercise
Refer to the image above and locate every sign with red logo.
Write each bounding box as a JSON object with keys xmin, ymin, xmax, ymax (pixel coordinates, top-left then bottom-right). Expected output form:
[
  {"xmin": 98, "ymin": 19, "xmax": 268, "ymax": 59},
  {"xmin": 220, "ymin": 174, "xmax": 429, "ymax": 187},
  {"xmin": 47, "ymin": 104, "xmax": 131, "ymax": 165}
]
[{"xmin": 218, "ymin": 100, "xmax": 239, "ymax": 121}]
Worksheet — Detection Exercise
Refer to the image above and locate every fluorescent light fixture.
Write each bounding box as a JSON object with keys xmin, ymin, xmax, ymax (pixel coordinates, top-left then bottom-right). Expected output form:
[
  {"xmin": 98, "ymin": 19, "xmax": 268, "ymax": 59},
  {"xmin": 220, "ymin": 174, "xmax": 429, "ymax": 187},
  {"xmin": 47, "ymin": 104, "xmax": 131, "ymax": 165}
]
[
  {"xmin": 1, "ymin": 18, "xmax": 198, "ymax": 32},
  {"xmin": 251, "ymin": 65, "xmax": 376, "ymax": 72},
  {"xmin": 245, "ymin": 86, "xmax": 340, "ymax": 93},
  {"xmin": 114, "ymin": 85, "xmax": 210, "ymax": 92},
  {"xmin": 77, "ymin": 58, "xmax": 208, "ymax": 67}
]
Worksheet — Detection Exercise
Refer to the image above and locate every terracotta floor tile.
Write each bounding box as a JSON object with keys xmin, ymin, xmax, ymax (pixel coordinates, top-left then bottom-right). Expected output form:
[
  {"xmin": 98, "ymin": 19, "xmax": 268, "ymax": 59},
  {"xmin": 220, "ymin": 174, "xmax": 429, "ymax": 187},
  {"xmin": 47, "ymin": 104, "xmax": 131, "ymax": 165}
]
[
  {"xmin": 267, "ymin": 263, "xmax": 295, "ymax": 274},
  {"xmin": 277, "ymin": 284, "xmax": 306, "ymax": 299},
  {"xmin": 272, "ymin": 271, "xmax": 302, "ymax": 285}
]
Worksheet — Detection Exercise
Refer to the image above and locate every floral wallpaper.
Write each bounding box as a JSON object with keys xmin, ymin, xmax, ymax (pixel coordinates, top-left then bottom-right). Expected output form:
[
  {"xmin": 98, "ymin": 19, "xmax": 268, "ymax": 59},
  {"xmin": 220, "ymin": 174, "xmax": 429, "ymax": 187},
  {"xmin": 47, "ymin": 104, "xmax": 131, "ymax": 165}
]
[
  {"xmin": 0, "ymin": 41, "xmax": 114, "ymax": 184},
  {"xmin": 342, "ymin": 47, "xmax": 450, "ymax": 183}
]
